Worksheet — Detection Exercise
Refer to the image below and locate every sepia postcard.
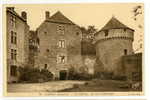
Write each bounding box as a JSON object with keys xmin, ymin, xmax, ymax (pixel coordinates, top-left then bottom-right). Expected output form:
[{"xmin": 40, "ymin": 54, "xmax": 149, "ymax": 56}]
[{"xmin": 3, "ymin": 3, "xmax": 144, "ymax": 96}]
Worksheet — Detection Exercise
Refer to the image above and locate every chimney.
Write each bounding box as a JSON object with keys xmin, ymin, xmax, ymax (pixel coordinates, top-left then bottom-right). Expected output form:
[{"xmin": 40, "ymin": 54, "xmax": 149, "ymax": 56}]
[
  {"xmin": 21, "ymin": 11, "xmax": 27, "ymax": 21},
  {"xmin": 7, "ymin": 7, "xmax": 15, "ymax": 11},
  {"xmin": 45, "ymin": 11, "xmax": 50, "ymax": 20}
]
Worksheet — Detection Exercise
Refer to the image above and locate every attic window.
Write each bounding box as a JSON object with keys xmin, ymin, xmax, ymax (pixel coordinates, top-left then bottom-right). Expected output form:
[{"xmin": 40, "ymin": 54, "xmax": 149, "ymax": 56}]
[{"xmin": 104, "ymin": 30, "xmax": 109, "ymax": 36}]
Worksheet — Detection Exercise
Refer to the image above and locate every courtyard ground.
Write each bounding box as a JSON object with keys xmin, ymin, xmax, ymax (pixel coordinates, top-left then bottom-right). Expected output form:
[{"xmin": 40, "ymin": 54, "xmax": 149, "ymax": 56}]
[
  {"xmin": 7, "ymin": 79, "xmax": 142, "ymax": 92},
  {"xmin": 7, "ymin": 80, "xmax": 86, "ymax": 92},
  {"xmin": 60, "ymin": 79, "xmax": 142, "ymax": 92}
]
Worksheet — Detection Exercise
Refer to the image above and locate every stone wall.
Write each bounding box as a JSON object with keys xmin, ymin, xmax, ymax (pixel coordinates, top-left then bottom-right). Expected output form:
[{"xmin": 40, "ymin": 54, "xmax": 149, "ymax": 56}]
[
  {"xmin": 95, "ymin": 29, "xmax": 134, "ymax": 42},
  {"xmin": 7, "ymin": 9, "xmax": 29, "ymax": 82},
  {"xmin": 95, "ymin": 29, "xmax": 134, "ymax": 76},
  {"xmin": 122, "ymin": 53, "xmax": 142, "ymax": 81},
  {"xmin": 81, "ymin": 39, "xmax": 96, "ymax": 75},
  {"xmin": 35, "ymin": 21, "xmax": 82, "ymax": 79},
  {"xmin": 82, "ymin": 55, "xmax": 96, "ymax": 75}
]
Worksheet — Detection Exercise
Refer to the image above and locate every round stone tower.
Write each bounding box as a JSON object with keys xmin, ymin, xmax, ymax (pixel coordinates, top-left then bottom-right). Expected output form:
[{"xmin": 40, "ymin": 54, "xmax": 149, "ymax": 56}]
[{"xmin": 94, "ymin": 17, "xmax": 134, "ymax": 76}]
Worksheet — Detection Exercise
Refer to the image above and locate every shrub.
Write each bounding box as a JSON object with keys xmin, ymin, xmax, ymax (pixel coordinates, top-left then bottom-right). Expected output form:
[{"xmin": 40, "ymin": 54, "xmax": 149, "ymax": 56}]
[{"xmin": 19, "ymin": 67, "xmax": 53, "ymax": 83}]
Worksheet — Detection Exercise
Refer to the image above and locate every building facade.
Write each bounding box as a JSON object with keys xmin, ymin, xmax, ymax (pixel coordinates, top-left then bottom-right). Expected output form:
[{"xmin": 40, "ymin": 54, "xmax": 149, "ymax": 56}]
[
  {"xmin": 122, "ymin": 53, "xmax": 142, "ymax": 82},
  {"xmin": 94, "ymin": 17, "xmax": 134, "ymax": 77},
  {"xmin": 35, "ymin": 11, "xmax": 82, "ymax": 79},
  {"xmin": 6, "ymin": 7, "xmax": 142, "ymax": 82},
  {"xmin": 6, "ymin": 7, "xmax": 29, "ymax": 83}
]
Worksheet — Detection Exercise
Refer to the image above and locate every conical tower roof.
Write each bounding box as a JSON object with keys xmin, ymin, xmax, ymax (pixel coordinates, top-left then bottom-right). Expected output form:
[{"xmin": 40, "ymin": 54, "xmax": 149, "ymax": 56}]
[{"xmin": 100, "ymin": 17, "xmax": 134, "ymax": 31}]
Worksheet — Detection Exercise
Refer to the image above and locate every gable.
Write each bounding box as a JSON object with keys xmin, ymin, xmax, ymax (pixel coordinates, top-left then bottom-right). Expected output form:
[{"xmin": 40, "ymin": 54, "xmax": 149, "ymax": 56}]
[{"xmin": 47, "ymin": 11, "xmax": 75, "ymax": 25}]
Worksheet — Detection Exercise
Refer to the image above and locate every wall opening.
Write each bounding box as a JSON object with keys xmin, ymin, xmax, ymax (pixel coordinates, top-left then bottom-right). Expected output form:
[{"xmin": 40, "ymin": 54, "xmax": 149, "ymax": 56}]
[
  {"xmin": 104, "ymin": 30, "xmax": 109, "ymax": 36},
  {"xmin": 10, "ymin": 65, "xmax": 17, "ymax": 76},
  {"xmin": 124, "ymin": 49, "xmax": 127, "ymax": 55},
  {"xmin": 59, "ymin": 70, "xmax": 67, "ymax": 80},
  {"xmin": 44, "ymin": 31, "xmax": 47, "ymax": 35},
  {"xmin": 57, "ymin": 55, "xmax": 65, "ymax": 63},
  {"xmin": 44, "ymin": 64, "xmax": 47, "ymax": 69},
  {"xmin": 58, "ymin": 40, "xmax": 65, "ymax": 48}
]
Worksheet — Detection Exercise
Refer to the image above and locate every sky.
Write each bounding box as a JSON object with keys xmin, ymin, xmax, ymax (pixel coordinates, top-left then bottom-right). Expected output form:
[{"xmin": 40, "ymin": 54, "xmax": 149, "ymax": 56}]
[{"xmin": 5, "ymin": 3, "xmax": 144, "ymax": 52}]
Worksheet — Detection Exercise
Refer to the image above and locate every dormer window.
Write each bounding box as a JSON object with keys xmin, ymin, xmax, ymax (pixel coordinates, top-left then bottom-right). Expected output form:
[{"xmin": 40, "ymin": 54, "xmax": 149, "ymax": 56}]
[{"xmin": 104, "ymin": 30, "xmax": 109, "ymax": 36}]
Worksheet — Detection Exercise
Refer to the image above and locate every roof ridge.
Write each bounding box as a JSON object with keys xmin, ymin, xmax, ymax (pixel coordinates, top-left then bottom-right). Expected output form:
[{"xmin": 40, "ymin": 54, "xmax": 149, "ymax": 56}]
[{"xmin": 47, "ymin": 11, "xmax": 75, "ymax": 25}]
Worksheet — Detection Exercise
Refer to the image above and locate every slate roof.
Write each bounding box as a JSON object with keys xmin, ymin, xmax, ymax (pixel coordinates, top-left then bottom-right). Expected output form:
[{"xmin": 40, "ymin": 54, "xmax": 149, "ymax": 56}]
[
  {"xmin": 99, "ymin": 17, "xmax": 134, "ymax": 31},
  {"xmin": 47, "ymin": 11, "xmax": 75, "ymax": 25}
]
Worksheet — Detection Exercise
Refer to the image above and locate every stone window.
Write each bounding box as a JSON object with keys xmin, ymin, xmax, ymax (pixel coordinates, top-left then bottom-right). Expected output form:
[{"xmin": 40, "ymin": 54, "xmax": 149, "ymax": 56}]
[
  {"xmin": 10, "ymin": 15, "xmax": 16, "ymax": 28},
  {"xmin": 10, "ymin": 65, "xmax": 17, "ymax": 76},
  {"xmin": 104, "ymin": 30, "xmax": 109, "ymax": 36},
  {"xmin": 11, "ymin": 31, "xmax": 17, "ymax": 44},
  {"xmin": 57, "ymin": 55, "xmax": 65, "ymax": 63},
  {"xmin": 124, "ymin": 49, "xmax": 127, "ymax": 55},
  {"xmin": 58, "ymin": 40, "xmax": 65, "ymax": 48},
  {"xmin": 11, "ymin": 49, "xmax": 17, "ymax": 60},
  {"xmin": 44, "ymin": 64, "xmax": 48, "ymax": 69},
  {"xmin": 57, "ymin": 25, "xmax": 65, "ymax": 34}
]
